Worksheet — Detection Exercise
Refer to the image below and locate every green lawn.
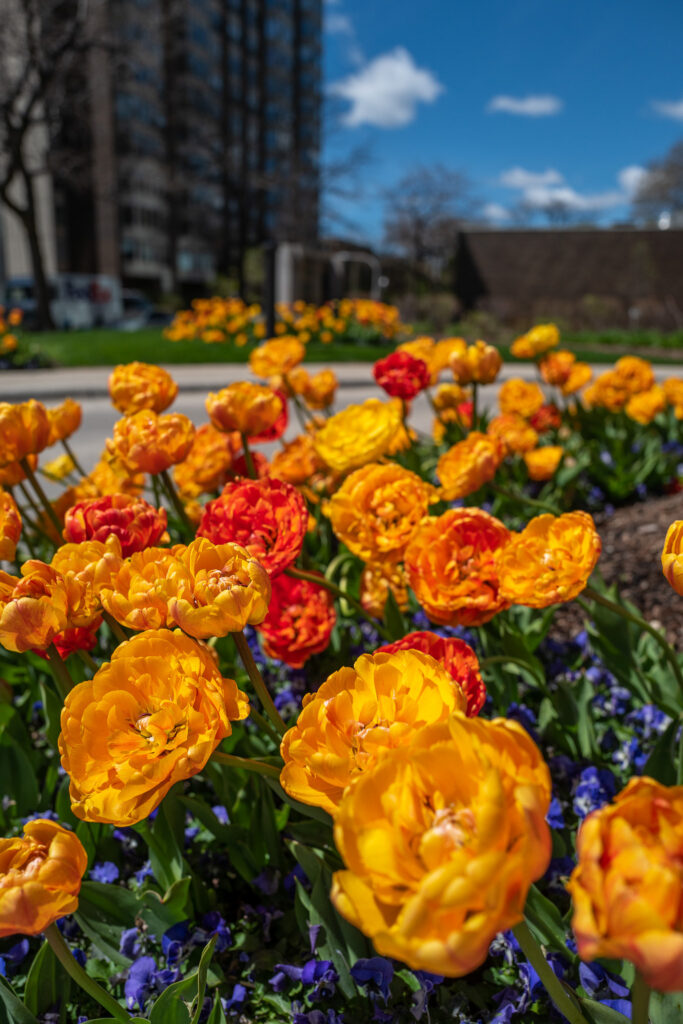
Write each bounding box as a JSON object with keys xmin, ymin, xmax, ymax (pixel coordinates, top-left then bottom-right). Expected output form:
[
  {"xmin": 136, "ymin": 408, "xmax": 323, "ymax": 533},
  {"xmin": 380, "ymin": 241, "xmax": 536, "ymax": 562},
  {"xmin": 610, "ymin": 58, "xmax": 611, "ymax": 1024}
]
[
  {"xmin": 18, "ymin": 326, "xmax": 683, "ymax": 368},
  {"xmin": 21, "ymin": 329, "xmax": 388, "ymax": 367}
]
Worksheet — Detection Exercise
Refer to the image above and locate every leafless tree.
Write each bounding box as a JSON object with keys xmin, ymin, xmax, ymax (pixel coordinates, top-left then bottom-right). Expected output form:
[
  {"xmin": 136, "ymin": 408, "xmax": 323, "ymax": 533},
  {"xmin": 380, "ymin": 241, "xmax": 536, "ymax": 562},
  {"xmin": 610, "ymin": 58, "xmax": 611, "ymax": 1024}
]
[
  {"xmin": 632, "ymin": 140, "xmax": 683, "ymax": 223},
  {"xmin": 382, "ymin": 164, "xmax": 478, "ymax": 277},
  {"xmin": 0, "ymin": 0, "xmax": 102, "ymax": 327}
]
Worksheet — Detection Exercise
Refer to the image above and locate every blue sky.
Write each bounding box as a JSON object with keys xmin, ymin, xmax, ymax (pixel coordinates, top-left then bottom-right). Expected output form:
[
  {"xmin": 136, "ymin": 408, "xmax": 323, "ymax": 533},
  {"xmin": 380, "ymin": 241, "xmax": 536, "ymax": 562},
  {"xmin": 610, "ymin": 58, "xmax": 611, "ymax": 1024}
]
[{"xmin": 323, "ymin": 0, "xmax": 683, "ymax": 242}]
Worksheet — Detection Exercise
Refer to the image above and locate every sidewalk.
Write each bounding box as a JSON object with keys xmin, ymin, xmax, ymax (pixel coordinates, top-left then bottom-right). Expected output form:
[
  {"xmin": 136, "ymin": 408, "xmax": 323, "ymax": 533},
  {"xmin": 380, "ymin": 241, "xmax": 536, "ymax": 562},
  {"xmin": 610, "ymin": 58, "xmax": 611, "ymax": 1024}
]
[{"xmin": 0, "ymin": 361, "xmax": 660, "ymax": 403}]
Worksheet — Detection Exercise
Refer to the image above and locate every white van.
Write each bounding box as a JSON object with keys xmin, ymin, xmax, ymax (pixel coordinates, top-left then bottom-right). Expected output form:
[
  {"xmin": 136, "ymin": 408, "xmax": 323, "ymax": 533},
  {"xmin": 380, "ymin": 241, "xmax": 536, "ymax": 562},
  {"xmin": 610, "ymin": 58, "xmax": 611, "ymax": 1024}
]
[{"xmin": 3, "ymin": 274, "xmax": 123, "ymax": 329}]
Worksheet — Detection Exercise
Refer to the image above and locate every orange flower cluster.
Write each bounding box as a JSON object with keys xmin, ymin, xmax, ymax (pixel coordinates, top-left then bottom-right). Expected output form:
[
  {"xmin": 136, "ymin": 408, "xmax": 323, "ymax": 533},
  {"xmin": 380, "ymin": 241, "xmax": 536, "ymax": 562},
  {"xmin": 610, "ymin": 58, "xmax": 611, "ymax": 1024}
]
[
  {"xmin": 59, "ymin": 629, "xmax": 249, "ymax": 825},
  {"xmin": 324, "ymin": 462, "xmax": 434, "ymax": 564},
  {"xmin": 173, "ymin": 423, "xmax": 241, "ymax": 498},
  {"xmin": 625, "ymin": 385, "xmax": 667, "ymax": 425},
  {"xmin": 101, "ymin": 537, "xmax": 270, "ymax": 638},
  {"xmin": 487, "ymin": 414, "xmax": 538, "ymax": 455},
  {"xmin": 510, "ymin": 322, "xmax": 560, "ymax": 359},
  {"xmin": 449, "ymin": 340, "xmax": 502, "ymax": 385},
  {"xmin": 539, "ymin": 349, "xmax": 576, "ymax": 387},
  {"xmin": 568, "ymin": 776, "xmax": 683, "ymax": 992},
  {"xmin": 198, "ymin": 476, "xmax": 308, "ymax": 577},
  {"xmin": 46, "ymin": 398, "xmax": 82, "ymax": 445},
  {"xmin": 405, "ymin": 509, "xmax": 511, "ymax": 626},
  {"xmin": 0, "ymin": 562, "xmax": 74, "ymax": 652},
  {"xmin": 0, "ymin": 819, "xmax": 87, "ymax": 937},
  {"xmin": 257, "ymin": 571, "xmax": 335, "ymax": 667},
  {"xmin": 0, "ymin": 490, "xmax": 21, "ymax": 561},
  {"xmin": 280, "ymin": 649, "xmax": 468, "ymax": 814},
  {"xmin": 331, "ymin": 714, "xmax": 552, "ymax": 976},
  {"xmin": 498, "ymin": 378, "xmax": 545, "ymax": 420},
  {"xmin": 360, "ymin": 563, "xmax": 409, "ymax": 618},
  {"xmin": 663, "ymin": 377, "xmax": 683, "ymax": 417},
  {"xmin": 497, "ymin": 511, "xmax": 601, "ymax": 607},
  {"xmin": 63, "ymin": 493, "xmax": 167, "ymax": 556},
  {"xmin": 0, "ymin": 400, "xmax": 51, "ymax": 465},
  {"xmin": 524, "ymin": 445, "xmax": 564, "ymax": 481},
  {"xmin": 109, "ymin": 361, "xmax": 178, "ymax": 414},
  {"xmin": 206, "ymin": 382, "xmax": 287, "ymax": 441},
  {"xmin": 108, "ymin": 409, "xmax": 195, "ymax": 475},
  {"xmin": 270, "ymin": 434, "xmax": 325, "ymax": 486},
  {"xmin": 583, "ymin": 356, "xmax": 655, "ymax": 412},
  {"xmin": 376, "ymin": 631, "xmax": 486, "ymax": 717},
  {"xmin": 249, "ymin": 336, "xmax": 305, "ymax": 378},
  {"xmin": 436, "ymin": 432, "xmax": 503, "ymax": 500},
  {"xmin": 662, "ymin": 520, "xmax": 683, "ymax": 596}
]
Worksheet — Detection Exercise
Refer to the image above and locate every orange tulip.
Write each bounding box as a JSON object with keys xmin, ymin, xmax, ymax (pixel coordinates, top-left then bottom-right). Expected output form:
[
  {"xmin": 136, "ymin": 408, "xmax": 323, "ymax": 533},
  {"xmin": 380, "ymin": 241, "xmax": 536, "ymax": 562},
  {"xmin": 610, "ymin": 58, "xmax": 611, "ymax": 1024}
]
[
  {"xmin": 173, "ymin": 423, "xmax": 241, "ymax": 499},
  {"xmin": 46, "ymin": 398, "xmax": 82, "ymax": 445},
  {"xmin": 0, "ymin": 819, "xmax": 87, "ymax": 937},
  {"xmin": 497, "ymin": 511, "xmax": 601, "ymax": 607},
  {"xmin": 449, "ymin": 339, "xmax": 502, "ymax": 385},
  {"xmin": 331, "ymin": 714, "xmax": 552, "ymax": 976},
  {"xmin": 662, "ymin": 520, "xmax": 683, "ymax": 596},
  {"xmin": 59, "ymin": 629, "xmax": 249, "ymax": 825},
  {"xmin": 0, "ymin": 400, "xmax": 51, "ymax": 466},
  {"xmin": 488, "ymin": 414, "xmax": 538, "ymax": 455},
  {"xmin": 0, "ymin": 490, "xmax": 21, "ymax": 561},
  {"xmin": 280, "ymin": 649, "xmax": 468, "ymax": 814},
  {"xmin": 206, "ymin": 382, "xmax": 285, "ymax": 438},
  {"xmin": 51, "ymin": 536, "xmax": 123, "ymax": 627},
  {"xmin": 568, "ymin": 776, "xmax": 683, "ymax": 992},
  {"xmin": 524, "ymin": 446, "xmax": 564, "ymax": 481},
  {"xmin": 498, "ymin": 379, "xmax": 545, "ymax": 420},
  {"xmin": 405, "ymin": 509, "xmax": 511, "ymax": 626},
  {"xmin": 107, "ymin": 410, "xmax": 195, "ymax": 475},
  {"xmin": 249, "ymin": 336, "xmax": 305, "ymax": 378},
  {"xmin": 313, "ymin": 399, "xmax": 402, "ymax": 473},
  {"xmin": 100, "ymin": 546, "xmax": 179, "ymax": 631},
  {"xmin": 376, "ymin": 632, "xmax": 485, "ymax": 717},
  {"xmin": 436, "ymin": 432, "xmax": 503, "ymax": 500},
  {"xmin": 0, "ymin": 562, "xmax": 73, "ymax": 653},
  {"xmin": 324, "ymin": 462, "xmax": 434, "ymax": 564},
  {"xmin": 108, "ymin": 361, "xmax": 179, "ymax": 414},
  {"xmin": 167, "ymin": 537, "xmax": 271, "ymax": 638}
]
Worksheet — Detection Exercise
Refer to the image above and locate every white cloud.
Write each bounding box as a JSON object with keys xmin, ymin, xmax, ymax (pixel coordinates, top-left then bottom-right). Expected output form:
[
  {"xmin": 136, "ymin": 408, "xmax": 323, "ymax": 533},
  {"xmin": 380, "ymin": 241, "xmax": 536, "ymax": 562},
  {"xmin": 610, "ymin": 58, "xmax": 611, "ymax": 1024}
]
[
  {"xmin": 500, "ymin": 167, "xmax": 564, "ymax": 189},
  {"xmin": 487, "ymin": 94, "xmax": 563, "ymax": 117},
  {"xmin": 325, "ymin": 12, "xmax": 353, "ymax": 34},
  {"xmin": 482, "ymin": 203, "xmax": 511, "ymax": 222},
  {"xmin": 328, "ymin": 47, "xmax": 444, "ymax": 128},
  {"xmin": 651, "ymin": 98, "xmax": 683, "ymax": 121},
  {"xmin": 521, "ymin": 185, "xmax": 624, "ymax": 212},
  {"xmin": 618, "ymin": 165, "xmax": 648, "ymax": 196}
]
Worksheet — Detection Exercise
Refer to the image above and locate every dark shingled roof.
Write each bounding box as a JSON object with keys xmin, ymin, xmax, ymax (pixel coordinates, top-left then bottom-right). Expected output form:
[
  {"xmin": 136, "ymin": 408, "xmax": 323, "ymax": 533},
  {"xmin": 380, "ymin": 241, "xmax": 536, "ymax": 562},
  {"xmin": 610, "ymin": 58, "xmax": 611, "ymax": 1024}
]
[{"xmin": 454, "ymin": 229, "xmax": 683, "ymax": 314}]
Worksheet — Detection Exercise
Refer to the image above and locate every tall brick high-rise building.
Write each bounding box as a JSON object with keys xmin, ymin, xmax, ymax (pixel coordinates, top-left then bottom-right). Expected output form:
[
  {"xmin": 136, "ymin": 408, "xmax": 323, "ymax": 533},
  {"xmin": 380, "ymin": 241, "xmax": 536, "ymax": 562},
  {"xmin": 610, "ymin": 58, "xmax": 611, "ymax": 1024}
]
[{"xmin": 6, "ymin": 0, "xmax": 322, "ymax": 298}]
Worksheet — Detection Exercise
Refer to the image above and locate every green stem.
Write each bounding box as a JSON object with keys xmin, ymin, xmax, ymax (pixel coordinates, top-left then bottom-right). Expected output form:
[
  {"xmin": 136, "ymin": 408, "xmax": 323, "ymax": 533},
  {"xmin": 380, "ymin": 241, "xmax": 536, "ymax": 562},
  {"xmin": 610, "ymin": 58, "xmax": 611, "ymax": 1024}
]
[
  {"xmin": 512, "ymin": 920, "xmax": 590, "ymax": 1024},
  {"xmin": 46, "ymin": 644, "xmax": 73, "ymax": 701},
  {"xmin": 20, "ymin": 457, "xmax": 63, "ymax": 534},
  {"xmin": 232, "ymin": 631, "xmax": 287, "ymax": 735},
  {"xmin": 77, "ymin": 649, "xmax": 99, "ymax": 673},
  {"xmin": 15, "ymin": 484, "xmax": 57, "ymax": 546},
  {"xmin": 61, "ymin": 437, "xmax": 88, "ymax": 478},
  {"xmin": 489, "ymin": 482, "xmax": 560, "ymax": 515},
  {"xmin": 212, "ymin": 750, "xmax": 282, "ymax": 778},
  {"xmin": 44, "ymin": 922, "xmax": 130, "ymax": 1021},
  {"xmin": 158, "ymin": 468, "xmax": 194, "ymax": 536},
  {"xmin": 239, "ymin": 432, "xmax": 257, "ymax": 478},
  {"xmin": 285, "ymin": 567, "xmax": 393, "ymax": 642},
  {"xmin": 583, "ymin": 584, "xmax": 683, "ymax": 695},
  {"xmin": 631, "ymin": 971, "xmax": 651, "ymax": 1024},
  {"xmin": 249, "ymin": 705, "xmax": 283, "ymax": 745},
  {"xmin": 102, "ymin": 611, "xmax": 130, "ymax": 646},
  {"xmin": 479, "ymin": 655, "xmax": 551, "ymax": 696}
]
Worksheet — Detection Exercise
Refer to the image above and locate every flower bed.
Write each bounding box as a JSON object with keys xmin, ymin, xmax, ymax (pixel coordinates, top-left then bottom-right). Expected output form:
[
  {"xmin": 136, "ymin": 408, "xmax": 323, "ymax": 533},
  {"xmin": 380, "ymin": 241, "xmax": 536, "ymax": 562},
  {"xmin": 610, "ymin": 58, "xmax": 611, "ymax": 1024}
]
[{"xmin": 0, "ymin": 325, "xmax": 682, "ymax": 1023}]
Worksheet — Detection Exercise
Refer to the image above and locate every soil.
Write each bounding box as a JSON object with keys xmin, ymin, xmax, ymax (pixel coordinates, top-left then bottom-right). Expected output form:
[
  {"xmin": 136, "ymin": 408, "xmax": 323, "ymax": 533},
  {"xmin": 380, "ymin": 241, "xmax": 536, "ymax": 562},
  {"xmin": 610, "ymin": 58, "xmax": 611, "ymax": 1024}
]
[{"xmin": 552, "ymin": 490, "xmax": 683, "ymax": 651}]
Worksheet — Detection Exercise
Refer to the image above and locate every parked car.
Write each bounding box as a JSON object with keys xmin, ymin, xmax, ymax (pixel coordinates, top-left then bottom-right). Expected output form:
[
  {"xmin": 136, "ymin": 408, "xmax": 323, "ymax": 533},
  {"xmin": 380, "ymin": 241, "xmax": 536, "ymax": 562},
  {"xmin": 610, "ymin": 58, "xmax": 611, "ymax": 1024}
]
[{"xmin": 3, "ymin": 274, "xmax": 123, "ymax": 329}]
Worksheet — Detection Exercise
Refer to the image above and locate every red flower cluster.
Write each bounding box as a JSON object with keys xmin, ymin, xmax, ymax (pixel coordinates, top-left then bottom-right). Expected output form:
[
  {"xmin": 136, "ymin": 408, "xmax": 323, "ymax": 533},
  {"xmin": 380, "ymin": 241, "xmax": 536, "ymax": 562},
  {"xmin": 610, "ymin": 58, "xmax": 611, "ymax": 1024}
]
[
  {"xmin": 257, "ymin": 572, "xmax": 335, "ymax": 667},
  {"xmin": 198, "ymin": 476, "xmax": 307, "ymax": 576},
  {"xmin": 63, "ymin": 494, "xmax": 167, "ymax": 557},
  {"xmin": 376, "ymin": 631, "xmax": 486, "ymax": 717},
  {"xmin": 373, "ymin": 352, "xmax": 430, "ymax": 400},
  {"xmin": 530, "ymin": 403, "xmax": 562, "ymax": 433}
]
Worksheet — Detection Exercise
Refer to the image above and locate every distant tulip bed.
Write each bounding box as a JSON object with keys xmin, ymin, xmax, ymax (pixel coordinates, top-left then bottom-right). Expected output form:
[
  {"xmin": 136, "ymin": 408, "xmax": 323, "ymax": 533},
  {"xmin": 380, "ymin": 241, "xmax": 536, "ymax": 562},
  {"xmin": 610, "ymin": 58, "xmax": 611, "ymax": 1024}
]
[
  {"xmin": 1, "ymin": 322, "xmax": 683, "ymax": 1024},
  {"xmin": 164, "ymin": 297, "xmax": 407, "ymax": 348}
]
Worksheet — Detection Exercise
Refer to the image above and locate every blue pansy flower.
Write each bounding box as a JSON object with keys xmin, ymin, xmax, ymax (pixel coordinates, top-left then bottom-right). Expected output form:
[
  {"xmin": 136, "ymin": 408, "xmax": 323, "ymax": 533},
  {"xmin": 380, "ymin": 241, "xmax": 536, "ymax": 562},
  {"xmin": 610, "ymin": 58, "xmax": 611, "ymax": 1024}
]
[
  {"xmin": 350, "ymin": 957, "xmax": 394, "ymax": 1001},
  {"xmin": 90, "ymin": 861, "xmax": 119, "ymax": 884}
]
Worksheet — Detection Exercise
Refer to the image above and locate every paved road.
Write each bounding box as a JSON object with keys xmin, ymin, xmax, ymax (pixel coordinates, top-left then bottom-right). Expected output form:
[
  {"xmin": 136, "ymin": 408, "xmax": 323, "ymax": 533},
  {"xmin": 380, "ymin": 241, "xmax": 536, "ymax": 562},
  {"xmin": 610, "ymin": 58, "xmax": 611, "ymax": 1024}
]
[{"xmin": 0, "ymin": 361, "xmax": 674, "ymax": 476}]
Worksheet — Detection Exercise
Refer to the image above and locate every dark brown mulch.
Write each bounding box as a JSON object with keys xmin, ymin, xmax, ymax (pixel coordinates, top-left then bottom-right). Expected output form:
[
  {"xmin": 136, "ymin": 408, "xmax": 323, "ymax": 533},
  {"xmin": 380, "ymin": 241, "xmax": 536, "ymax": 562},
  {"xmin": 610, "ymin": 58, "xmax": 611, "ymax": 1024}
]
[{"xmin": 551, "ymin": 490, "xmax": 683, "ymax": 651}]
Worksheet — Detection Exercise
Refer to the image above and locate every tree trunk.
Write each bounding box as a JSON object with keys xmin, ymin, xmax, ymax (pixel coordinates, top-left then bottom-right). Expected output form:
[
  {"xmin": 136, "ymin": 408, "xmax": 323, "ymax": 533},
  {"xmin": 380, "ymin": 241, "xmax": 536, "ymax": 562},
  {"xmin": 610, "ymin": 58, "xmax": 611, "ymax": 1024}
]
[{"xmin": 22, "ymin": 172, "xmax": 55, "ymax": 331}]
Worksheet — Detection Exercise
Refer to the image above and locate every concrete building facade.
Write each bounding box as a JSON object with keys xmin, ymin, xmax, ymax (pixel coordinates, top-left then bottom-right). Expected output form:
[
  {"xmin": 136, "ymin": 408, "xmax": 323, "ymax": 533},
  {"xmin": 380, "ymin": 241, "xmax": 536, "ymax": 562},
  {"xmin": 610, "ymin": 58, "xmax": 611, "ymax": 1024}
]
[{"xmin": 0, "ymin": 0, "xmax": 322, "ymax": 298}]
